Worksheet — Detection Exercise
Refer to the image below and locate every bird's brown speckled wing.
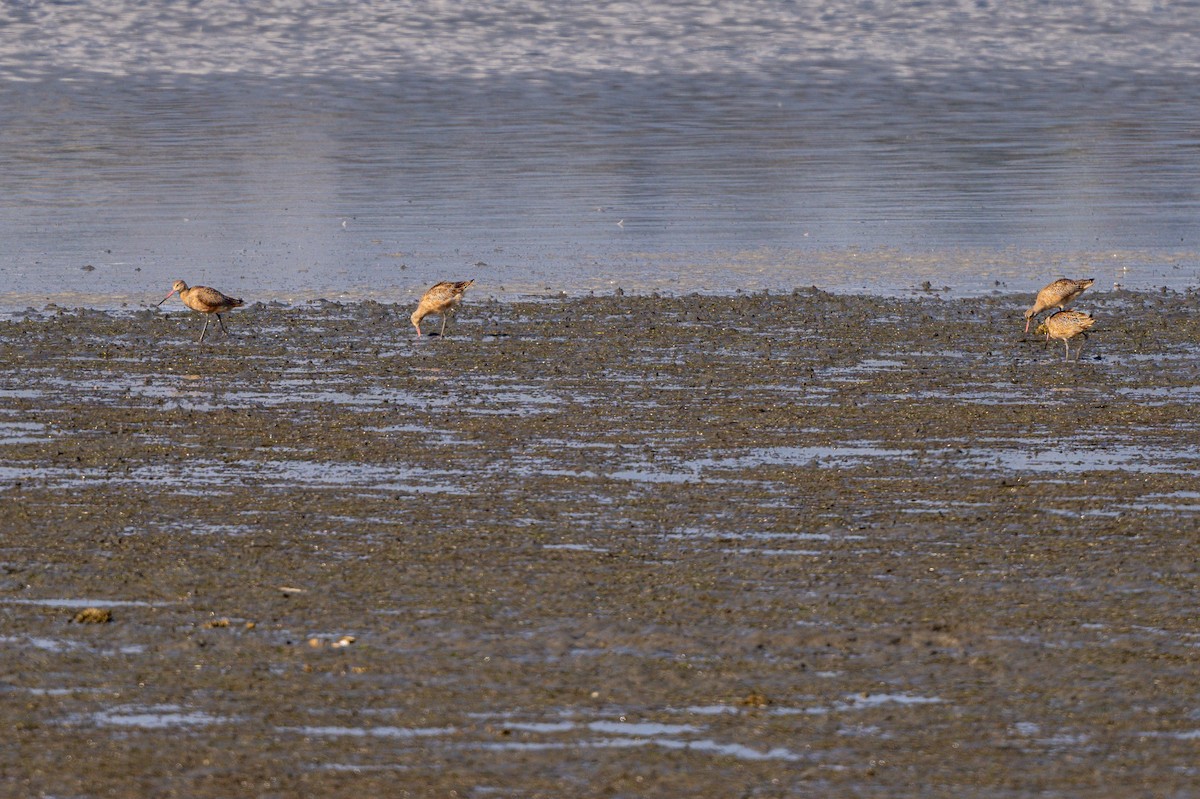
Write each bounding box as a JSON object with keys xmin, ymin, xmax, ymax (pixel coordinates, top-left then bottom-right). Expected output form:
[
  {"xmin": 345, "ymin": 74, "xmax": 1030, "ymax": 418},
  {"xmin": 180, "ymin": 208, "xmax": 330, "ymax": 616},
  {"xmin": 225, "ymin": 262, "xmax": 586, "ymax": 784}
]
[
  {"xmin": 1046, "ymin": 310, "xmax": 1095, "ymax": 339},
  {"xmin": 184, "ymin": 286, "xmax": 243, "ymax": 313},
  {"xmin": 417, "ymin": 280, "xmax": 473, "ymax": 315},
  {"xmin": 1040, "ymin": 278, "xmax": 1092, "ymax": 308}
]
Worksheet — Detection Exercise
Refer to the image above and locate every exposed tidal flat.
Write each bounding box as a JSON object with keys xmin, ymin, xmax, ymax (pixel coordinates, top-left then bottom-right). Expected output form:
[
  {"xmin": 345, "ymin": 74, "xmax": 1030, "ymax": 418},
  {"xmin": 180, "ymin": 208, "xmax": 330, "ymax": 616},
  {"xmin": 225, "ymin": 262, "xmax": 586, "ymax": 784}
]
[{"xmin": 1, "ymin": 289, "xmax": 1198, "ymax": 797}]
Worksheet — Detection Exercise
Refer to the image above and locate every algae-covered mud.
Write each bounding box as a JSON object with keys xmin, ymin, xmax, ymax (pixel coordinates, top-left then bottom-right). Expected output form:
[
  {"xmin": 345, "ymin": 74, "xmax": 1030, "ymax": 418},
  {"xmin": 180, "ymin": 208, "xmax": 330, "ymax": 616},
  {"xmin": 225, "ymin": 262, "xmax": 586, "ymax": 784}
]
[{"xmin": 1, "ymin": 290, "xmax": 1198, "ymax": 797}]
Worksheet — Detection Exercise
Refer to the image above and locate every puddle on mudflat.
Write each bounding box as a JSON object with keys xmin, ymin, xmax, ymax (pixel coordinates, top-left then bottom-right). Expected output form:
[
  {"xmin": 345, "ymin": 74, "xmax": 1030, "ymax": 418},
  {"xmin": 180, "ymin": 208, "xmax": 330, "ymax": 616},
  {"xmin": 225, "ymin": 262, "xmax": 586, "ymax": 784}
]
[
  {"xmin": 3, "ymin": 460, "xmax": 471, "ymax": 495},
  {"xmin": 502, "ymin": 721, "xmax": 577, "ymax": 733},
  {"xmin": 636, "ymin": 441, "xmax": 1200, "ymax": 480},
  {"xmin": 465, "ymin": 737, "xmax": 806, "ymax": 762},
  {"xmin": 662, "ymin": 530, "xmax": 842, "ymax": 542},
  {"xmin": 1103, "ymin": 344, "xmax": 1200, "ymax": 365},
  {"xmin": 820, "ymin": 358, "xmax": 911, "ymax": 382},
  {"xmin": 502, "ymin": 457, "xmax": 599, "ymax": 481},
  {"xmin": 0, "ymin": 421, "xmax": 51, "ymax": 444},
  {"xmin": 22, "ymin": 376, "xmax": 201, "ymax": 407},
  {"xmin": 82, "ymin": 705, "xmax": 231, "ymax": 729},
  {"xmin": 533, "ymin": 438, "xmax": 622, "ymax": 451},
  {"xmin": 2, "ymin": 372, "xmax": 578, "ymax": 419},
  {"xmin": 960, "ymin": 444, "xmax": 1200, "ymax": 475},
  {"xmin": 1125, "ymin": 491, "xmax": 1200, "ymax": 513},
  {"xmin": 1138, "ymin": 729, "xmax": 1200, "ymax": 741},
  {"xmin": 457, "ymin": 713, "xmax": 807, "ymax": 762},
  {"xmin": 0, "ymin": 597, "xmax": 167, "ymax": 608},
  {"xmin": 0, "ymin": 635, "xmax": 85, "ymax": 653},
  {"xmin": 1114, "ymin": 385, "xmax": 1200, "ymax": 404},
  {"xmin": 658, "ymin": 528, "xmax": 866, "ymax": 557},
  {"xmin": 213, "ymin": 384, "xmax": 570, "ymax": 417},
  {"xmin": 607, "ymin": 468, "xmax": 733, "ymax": 485},
  {"xmin": 277, "ymin": 726, "xmax": 457, "ymax": 739},
  {"xmin": 131, "ymin": 383, "xmax": 458, "ymax": 413},
  {"xmin": 362, "ymin": 424, "xmax": 469, "ymax": 446},
  {"xmin": 683, "ymin": 445, "xmax": 918, "ymax": 473},
  {"xmin": 587, "ymin": 721, "xmax": 701, "ymax": 735},
  {"xmin": 904, "ymin": 388, "xmax": 1044, "ymax": 405},
  {"xmin": 683, "ymin": 705, "xmax": 742, "ymax": 716},
  {"xmin": 153, "ymin": 521, "xmax": 263, "ymax": 538},
  {"xmin": 0, "ymin": 465, "xmax": 104, "ymax": 485},
  {"xmin": 847, "ymin": 358, "xmax": 910, "ymax": 371},
  {"xmin": 3, "ymin": 638, "xmax": 145, "ymax": 657},
  {"xmin": 456, "ymin": 699, "xmax": 953, "ymax": 762},
  {"xmin": 720, "ymin": 547, "xmax": 824, "ymax": 556},
  {"xmin": 133, "ymin": 460, "xmax": 468, "ymax": 494},
  {"xmin": 0, "ymin": 388, "xmax": 44, "ymax": 401},
  {"xmin": 542, "ymin": 543, "xmax": 609, "ymax": 553},
  {"xmin": 667, "ymin": 694, "xmax": 945, "ymax": 720},
  {"xmin": 314, "ymin": 764, "xmax": 412, "ymax": 773},
  {"xmin": 896, "ymin": 499, "xmax": 996, "ymax": 514},
  {"xmin": 776, "ymin": 693, "xmax": 946, "ymax": 716},
  {"xmin": 1009, "ymin": 721, "xmax": 1094, "ymax": 749}
]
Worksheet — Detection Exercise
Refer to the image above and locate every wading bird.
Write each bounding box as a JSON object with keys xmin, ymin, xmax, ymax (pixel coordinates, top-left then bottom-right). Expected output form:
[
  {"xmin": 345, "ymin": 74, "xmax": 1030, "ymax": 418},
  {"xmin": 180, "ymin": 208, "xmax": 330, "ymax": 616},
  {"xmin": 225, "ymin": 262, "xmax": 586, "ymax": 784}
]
[
  {"xmin": 1044, "ymin": 309, "xmax": 1096, "ymax": 362},
  {"xmin": 157, "ymin": 280, "xmax": 244, "ymax": 343},
  {"xmin": 1024, "ymin": 278, "xmax": 1094, "ymax": 332},
  {"xmin": 411, "ymin": 280, "xmax": 474, "ymax": 337}
]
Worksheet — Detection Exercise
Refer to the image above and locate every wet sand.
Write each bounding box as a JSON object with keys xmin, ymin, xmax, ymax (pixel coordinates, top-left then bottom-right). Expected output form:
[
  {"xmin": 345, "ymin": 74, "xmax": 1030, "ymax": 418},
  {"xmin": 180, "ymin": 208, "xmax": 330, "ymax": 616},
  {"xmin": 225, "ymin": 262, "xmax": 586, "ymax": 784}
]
[{"xmin": 1, "ymin": 289, "xmax": 1198, "ymax": 797}]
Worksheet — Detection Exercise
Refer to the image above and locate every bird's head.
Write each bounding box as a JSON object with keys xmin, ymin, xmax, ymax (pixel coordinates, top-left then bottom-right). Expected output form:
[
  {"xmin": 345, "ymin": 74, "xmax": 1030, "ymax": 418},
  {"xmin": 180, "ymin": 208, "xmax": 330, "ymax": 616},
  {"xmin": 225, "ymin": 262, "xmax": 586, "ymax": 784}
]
[{"xmin": 157, "ymin": 280, "xmax": 188, "ymax": 306}]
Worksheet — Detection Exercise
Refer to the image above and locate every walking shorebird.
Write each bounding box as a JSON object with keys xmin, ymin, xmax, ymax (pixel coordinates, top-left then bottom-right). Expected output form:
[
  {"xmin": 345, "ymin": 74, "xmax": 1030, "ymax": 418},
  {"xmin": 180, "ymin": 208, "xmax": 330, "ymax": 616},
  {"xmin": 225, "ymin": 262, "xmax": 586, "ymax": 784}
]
[
  {"xmin": 1024, "ymin": 278, "xmax": 1094, "ymax": 332},
  {"xmin": 157, "ymin": 280, "xmax": 244, "ymax": 343},
  {"xmin": 411, "ymin": 280, "xmax": 473, "ymax": 337},
  {"xmin": 1044, "ymin": 310, "xmax": 1096, "ymax": 362}
]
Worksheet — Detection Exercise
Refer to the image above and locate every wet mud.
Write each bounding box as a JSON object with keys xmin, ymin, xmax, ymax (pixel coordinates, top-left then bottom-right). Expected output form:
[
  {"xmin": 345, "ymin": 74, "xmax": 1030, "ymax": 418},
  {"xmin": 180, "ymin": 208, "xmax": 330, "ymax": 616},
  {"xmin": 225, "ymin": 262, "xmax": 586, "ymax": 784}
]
[{"xmin": 1, "ymin": 289, "xmax": 1198, "ymax": 797}]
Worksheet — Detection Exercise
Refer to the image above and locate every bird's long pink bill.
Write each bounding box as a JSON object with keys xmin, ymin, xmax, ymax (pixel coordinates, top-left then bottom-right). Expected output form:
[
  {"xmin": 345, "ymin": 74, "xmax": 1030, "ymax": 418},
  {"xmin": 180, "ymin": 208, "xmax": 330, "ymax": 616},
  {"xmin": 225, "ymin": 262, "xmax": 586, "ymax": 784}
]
[{"xmin": 157, "ymin": 289, "xmax": 179, "ymax": 306}]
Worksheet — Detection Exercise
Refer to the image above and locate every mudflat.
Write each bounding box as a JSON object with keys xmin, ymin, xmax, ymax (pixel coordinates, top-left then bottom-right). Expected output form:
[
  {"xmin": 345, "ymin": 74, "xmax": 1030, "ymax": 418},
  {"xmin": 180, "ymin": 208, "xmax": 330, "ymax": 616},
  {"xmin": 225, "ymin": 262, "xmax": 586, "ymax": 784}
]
[{"xmin": 1, "ymin": 289, "xmax": 1198, "ymax": 797}]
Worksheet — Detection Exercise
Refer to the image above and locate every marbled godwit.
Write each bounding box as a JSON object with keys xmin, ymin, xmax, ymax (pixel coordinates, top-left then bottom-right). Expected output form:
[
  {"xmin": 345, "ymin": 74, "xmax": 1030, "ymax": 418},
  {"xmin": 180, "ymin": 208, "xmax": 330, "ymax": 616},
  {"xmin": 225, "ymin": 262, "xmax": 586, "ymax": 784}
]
[
  {"xmin": 1024, "ymin": 278, "xmax": 1094, "ymax": 332},
  {"xmin": 157, "ymin": 280, "xmax": 244, "ymax": 343},
  {"xmin": 411, "ymin": 280, "xmax": 473, "ymax": 337},
  {"xmin": 1044, "ymin": 310, "xmax": 1096, "ymax": 362}
]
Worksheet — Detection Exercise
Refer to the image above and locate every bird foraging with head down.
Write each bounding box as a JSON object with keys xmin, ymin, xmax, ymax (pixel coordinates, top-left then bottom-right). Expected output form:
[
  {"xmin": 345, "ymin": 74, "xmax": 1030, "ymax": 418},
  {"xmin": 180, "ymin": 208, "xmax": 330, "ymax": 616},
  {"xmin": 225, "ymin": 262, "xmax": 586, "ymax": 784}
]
[
  {"xmin": 1024, "ymin": 278, "xmax": 1094, "ymax": 332},
  {"xmin": 1044, "ymin": 309, "xmax": 1096, "ymax": 362},
  {"xmin": 411, "ymin": 280, "xmax": 474, "ymax": 337}
]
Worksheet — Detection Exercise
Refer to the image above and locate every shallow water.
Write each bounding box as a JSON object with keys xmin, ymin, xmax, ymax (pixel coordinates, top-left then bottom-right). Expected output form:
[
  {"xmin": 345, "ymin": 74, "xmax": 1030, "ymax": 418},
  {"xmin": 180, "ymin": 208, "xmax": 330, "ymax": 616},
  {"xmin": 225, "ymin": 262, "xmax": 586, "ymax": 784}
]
[{"xmin": 2, "ymin": 2, "xmax": 1199, "ymax": 309}]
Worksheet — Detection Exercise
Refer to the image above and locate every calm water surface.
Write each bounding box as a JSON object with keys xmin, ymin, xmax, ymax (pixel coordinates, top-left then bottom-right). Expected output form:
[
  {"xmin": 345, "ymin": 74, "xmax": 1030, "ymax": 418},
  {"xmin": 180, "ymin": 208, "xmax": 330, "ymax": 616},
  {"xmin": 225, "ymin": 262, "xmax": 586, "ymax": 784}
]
[{"xmin": 1, "ymin": 1, "xmax": 1198, "ymax": 309}]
